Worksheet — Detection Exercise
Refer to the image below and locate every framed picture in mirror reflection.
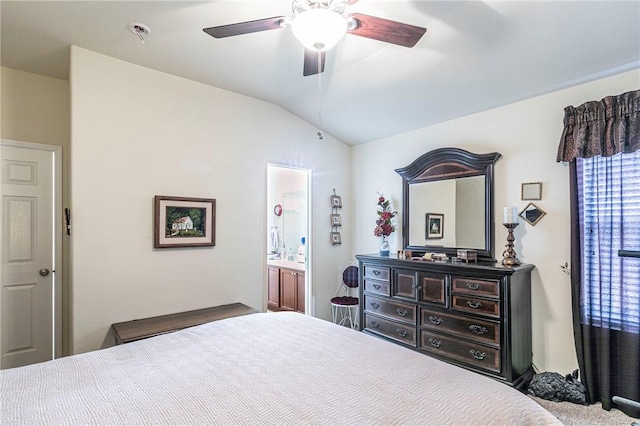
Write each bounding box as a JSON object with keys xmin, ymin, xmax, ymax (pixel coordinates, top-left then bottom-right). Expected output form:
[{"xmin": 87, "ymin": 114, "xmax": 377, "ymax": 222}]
[{"xmin": 426, "ymin": 213, "xmax": 444, "ymax": 239}]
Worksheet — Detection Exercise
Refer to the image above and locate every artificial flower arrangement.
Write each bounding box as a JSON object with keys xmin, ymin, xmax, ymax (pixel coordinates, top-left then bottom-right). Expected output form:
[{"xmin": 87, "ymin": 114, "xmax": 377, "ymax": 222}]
[{"xmin": 373, "ymin": 193, "xmax": 397, "ymax": 237}]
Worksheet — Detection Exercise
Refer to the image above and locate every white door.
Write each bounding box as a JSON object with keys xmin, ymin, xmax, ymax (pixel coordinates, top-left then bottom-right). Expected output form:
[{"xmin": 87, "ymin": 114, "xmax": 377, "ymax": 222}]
[{"xmin": 0, "ymin": 140, "xmax": 62, "ymax": 369}]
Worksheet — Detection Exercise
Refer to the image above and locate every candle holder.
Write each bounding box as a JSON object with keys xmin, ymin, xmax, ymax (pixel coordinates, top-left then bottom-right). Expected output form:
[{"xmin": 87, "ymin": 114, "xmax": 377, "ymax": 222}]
[{"xmin": 501, "ymin": 223, "xmax": 521, "ymax": 266}]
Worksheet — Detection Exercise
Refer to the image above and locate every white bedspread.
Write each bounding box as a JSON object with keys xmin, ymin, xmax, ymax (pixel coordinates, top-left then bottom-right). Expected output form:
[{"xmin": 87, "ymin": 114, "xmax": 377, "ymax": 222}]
[{"xmin": 1, "ymin": 312, "xmax": 560, "ymax": 425}]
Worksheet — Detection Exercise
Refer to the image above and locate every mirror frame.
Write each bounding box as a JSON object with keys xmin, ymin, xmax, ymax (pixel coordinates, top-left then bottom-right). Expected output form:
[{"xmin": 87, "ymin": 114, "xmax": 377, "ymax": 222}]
[{"xmin": 395, "ymin": 148, "xmax": 502, "ymax": 263}]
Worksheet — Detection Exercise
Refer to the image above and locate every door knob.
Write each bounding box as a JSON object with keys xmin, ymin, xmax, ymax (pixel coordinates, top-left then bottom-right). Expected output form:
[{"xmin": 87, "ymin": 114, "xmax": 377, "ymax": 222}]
[{"xmin": 39, "ymin": 268, "xmax": 50, "ymax": 276}]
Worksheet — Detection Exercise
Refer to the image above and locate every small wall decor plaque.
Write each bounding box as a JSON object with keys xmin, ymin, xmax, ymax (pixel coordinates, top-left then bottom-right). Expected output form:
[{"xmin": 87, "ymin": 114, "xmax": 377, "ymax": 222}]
[
  {"xmin": 154, "ymin": 195, "xmax": 216, "ymax": 248},
  {"xmin": 330, "ymin": 189, "xmax": 343, "ymax": 245},
  {"xmin": 519, "ymin": 202, "xmax": 546, "ymax": 226},
  {"xmin": 330, "ymin": 232, "xmax": 342, "ymax": 245},
  {"xmin": 521, "ymin": 182, "xmax": 542, "ymax": 200}
]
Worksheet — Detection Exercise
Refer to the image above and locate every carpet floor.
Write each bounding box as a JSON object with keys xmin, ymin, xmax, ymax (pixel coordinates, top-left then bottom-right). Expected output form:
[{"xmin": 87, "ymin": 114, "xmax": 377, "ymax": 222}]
[{"xmin": 530, "ymin": 396, "xmax": 638, "ymax": 425}]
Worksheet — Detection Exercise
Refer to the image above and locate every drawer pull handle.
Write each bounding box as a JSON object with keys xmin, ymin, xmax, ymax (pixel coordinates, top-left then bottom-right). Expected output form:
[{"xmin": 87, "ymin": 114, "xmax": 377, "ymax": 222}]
[
  {"xmin": 469, "ymin": 325, "xmax": 488, "ymax": 335},
  {"xmin": 428, "ymin": 338, "xmax": 442, "ymax": 348},
  {"xmin": 396, "ymin": 308, "xmax": 408, "ymax": 317},
  {"xmin": 428, "ymin": 315, "xmax": 443, "ymax": 325},
  {"xmin": 466, "ymin": 300, "xmax": 483, "ymax": 309},
  {"xmin": 370, "ymin": 302, "xmax": 380, "ymax": 309},
  {"xmin": 396, "ymin": 329, "xmax": 408, "ymax": 337},
  {"xmin": 467, "ymin": 283, "xmax": 480, "ymax": 290},
  {"xmin": 412, "ymin": 284, "xmax": 423, "ymax": 290},
  {"xmin": 469, "ymin": 350, "xmax": 486, "ymax": 360},
  {"xmin": 370, "ymin": 321, "xmax": 380, "ymax": 329},
  {"xmin": 373, "ymin": 270, "xmax": 381, "ymax": 276},
  {"xmin": 373, "ymin": 283, "xmax": 381, "ymax": 290}
]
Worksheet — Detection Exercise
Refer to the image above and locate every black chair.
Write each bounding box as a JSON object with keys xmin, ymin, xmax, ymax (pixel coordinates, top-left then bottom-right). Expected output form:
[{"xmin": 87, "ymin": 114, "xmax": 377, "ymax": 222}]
[{"xmin": 331, "ymin": 262, "xmax": 359, "ymax": 329}]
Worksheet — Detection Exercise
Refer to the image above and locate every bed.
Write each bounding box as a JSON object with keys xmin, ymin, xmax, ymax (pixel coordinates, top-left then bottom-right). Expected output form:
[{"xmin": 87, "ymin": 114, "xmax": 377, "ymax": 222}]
[{"xmin": 1, "ymin": 312, "xmax": 560, "ymax": 425}]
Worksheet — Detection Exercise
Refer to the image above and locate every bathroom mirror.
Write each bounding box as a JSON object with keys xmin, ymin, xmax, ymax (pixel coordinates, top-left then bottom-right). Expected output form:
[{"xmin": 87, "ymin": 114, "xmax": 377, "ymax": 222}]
[
  {"xmin": 266, "ymin": 165, "xmax": 309, "ymax": 259},
  {"xmin": 283, "ymin": 191, "xmax": 306, "ymax": 253},
  {"xmin": 395, "ymin": 148, "xmax": 502, "ymax": 263}
]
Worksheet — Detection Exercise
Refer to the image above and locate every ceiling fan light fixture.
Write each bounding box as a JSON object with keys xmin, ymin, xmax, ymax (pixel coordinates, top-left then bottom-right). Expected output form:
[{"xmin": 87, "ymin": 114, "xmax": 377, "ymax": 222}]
[{"xmin": 291, "ymin": 9, "xmax": 347, "ymax": 52}]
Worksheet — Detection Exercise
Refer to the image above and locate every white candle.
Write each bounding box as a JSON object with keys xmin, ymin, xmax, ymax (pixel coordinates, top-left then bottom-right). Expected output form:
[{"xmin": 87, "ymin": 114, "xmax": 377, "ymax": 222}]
[{"xmin": 503, "ymin": 206, "xmax": 518, "ymax": 224}]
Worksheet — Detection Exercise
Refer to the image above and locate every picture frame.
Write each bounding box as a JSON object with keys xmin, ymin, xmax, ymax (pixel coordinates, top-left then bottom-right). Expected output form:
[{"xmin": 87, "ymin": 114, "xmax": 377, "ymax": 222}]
[
  {"xmin": 330, "ymin": 232, "xmax": 342, "ymax": 245},
  {"xmin": 330, "ymin": 195, "xmax": 342, "ymax": 208},
  {"xmin": 154, "ymin": 195, "xmax": 216, "ymax": 248},
  {"xmin": 519, "ymin": 202, "xmax": 546, "ymax": 226},
  {"xmin": 330, "ymin": 214, "xmax": 342, "ymax": 226},
  {"xmin": 426, "ymin": 213, "xmax": 444, "ymax": 239},
  {"xmin": 521, "ymin": 182, "xmax": 542, "ymax": 200}
]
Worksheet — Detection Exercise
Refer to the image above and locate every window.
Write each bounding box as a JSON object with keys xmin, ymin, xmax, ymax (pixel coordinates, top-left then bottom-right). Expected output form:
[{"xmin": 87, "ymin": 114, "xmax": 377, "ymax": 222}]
[{"xmin": 577, "ymin": 150, "xmax": 640, "ymax": 333}]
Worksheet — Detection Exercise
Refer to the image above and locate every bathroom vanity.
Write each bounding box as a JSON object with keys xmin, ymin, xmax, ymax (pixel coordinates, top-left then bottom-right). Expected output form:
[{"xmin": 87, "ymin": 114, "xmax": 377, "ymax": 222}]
[{"xmin": 267, "ymin": 259, "xmax": 305, "ymax": 313}]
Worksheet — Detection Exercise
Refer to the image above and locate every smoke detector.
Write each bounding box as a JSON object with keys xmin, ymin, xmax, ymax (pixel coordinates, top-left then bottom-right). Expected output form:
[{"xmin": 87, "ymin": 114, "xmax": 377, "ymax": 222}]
[{"xmin": 128, "ymin": 22, "xmax": 151, "ymax": 43}]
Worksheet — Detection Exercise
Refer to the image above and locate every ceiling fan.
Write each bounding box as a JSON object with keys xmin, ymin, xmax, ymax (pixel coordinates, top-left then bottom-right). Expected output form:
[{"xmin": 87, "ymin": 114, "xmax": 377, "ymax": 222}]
[{"xmin": 203, "ymin": 0, "xmax": 427, "ymax": 76}]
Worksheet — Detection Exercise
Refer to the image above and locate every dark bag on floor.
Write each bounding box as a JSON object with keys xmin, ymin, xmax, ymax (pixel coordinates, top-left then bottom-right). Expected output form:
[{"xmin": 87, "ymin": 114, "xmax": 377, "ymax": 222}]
[{"xmin": 527, "ymin": 369, "xmax": 588, "ymax": 405}]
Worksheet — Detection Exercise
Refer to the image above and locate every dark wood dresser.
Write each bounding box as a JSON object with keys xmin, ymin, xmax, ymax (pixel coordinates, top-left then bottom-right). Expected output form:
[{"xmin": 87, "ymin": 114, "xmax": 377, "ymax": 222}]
[{"xmin": 356, "ymin": 253, "xmax": 535, "ymax": 390}]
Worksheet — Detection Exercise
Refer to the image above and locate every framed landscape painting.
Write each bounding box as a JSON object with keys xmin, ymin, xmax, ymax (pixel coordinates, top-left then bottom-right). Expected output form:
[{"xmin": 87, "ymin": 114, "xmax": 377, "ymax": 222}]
[{"xmin": 154, "ymin": 196, "xmax": 216, "ymax": 248}]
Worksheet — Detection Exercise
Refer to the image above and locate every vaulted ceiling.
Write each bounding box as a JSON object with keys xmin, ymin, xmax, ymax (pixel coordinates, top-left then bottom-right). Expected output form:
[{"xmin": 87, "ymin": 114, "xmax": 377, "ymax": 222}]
[{"xmin": 2, "ymin": 1, "xmax": 639, "ymax": 145}]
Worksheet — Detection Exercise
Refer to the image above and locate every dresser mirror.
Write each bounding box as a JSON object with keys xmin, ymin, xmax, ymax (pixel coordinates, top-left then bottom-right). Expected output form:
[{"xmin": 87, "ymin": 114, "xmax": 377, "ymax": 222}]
[{"xmin": 395, "ymin": 148, "xmax": 502, "ymax": 263}]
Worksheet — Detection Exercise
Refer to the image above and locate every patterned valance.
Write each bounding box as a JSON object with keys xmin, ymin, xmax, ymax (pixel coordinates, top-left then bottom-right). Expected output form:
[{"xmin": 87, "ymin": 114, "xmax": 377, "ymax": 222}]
[{"xmin": 556, "ymin": 89, "xmax": 640, "ymax": 162}]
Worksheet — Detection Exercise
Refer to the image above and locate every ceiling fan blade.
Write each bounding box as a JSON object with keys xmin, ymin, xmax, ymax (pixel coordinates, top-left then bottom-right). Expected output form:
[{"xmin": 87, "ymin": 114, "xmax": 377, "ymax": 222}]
[
  {"xmin": 303, "ymin": 49, "xmax": 326, "ymax": 77},
  {"xmin": 203, "ymin": 16, "xmax": 286, "ymax": 38},
  {"xmin": 348, "ymin": 13, "xmax": 426, "ymax": 48}
]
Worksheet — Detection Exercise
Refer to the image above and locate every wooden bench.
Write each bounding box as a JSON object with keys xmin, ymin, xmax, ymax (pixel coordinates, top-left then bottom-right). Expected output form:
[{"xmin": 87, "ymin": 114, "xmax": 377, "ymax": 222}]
[{"xmin": 111, "ymin": 302, "xmax": 259, "ymax": 344}]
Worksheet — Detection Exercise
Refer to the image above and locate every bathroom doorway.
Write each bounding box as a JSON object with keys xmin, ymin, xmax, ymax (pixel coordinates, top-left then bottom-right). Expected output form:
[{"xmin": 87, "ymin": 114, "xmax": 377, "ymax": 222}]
[{"xmin": 266, "ymin": 165, "xmax": 311, "ymax": 315}]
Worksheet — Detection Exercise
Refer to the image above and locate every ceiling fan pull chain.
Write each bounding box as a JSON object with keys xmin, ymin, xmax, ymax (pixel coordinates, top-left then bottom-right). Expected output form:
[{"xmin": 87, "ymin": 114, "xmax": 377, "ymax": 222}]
[{"xmin": 317, "ymin": 51, "xmax": 324, "ymax": 140}]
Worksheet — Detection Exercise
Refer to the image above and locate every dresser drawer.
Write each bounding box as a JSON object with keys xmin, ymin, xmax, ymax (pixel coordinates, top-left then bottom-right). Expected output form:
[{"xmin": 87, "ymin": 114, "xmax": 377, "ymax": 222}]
[
  {"xmin": 364, "ymin": 265, "xmax": 390, "ymax": 282},
  {"xmin": 365, "ymin": 314, "xmax": 416, "ymax": 347},
  {"xmin": 420, "ymin": 310, "xmax": 500, "ymax": 346},
  {"xmin": 364, "ymin": 279, "xmax": 390, "ymax": 296},
  {"xmin": 420, "ymin": 331, "xmax": 501, "ymax": 373},
  {"xmin": 451, "ymin": 277, "xmax": 500, "ymax": 298},
  {"xmin": 364, "ymin": 294, "xmax": 416, "ymax": 325},
  {"xmin": 452, "ymin": 295, "xmax": 500, "ymax": 318}
]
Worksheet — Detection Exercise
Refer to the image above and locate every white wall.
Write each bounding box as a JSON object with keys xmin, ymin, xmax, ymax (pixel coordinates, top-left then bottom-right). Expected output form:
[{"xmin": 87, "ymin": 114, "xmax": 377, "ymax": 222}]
[
  {"xmin": 1, "ymin": 66, "xmax": 72, "ymax": 355},
  {"xmin": 1, "ymin": 67, "xmax": 69, "ymax": 147},
  {"xmin": 456, "ymin": 177, "xmax": 485, "ymax": 248},
  {"xmin": 70, "ymin": 47, "xmax": 351, "ymax": 354},
  {"xmin": 409, "ymin": 180, "xmax": 456, "ymax": 247},
  {"xmin": 351, "ymin": 68, "xmax": 640, "ymax": 374}
]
